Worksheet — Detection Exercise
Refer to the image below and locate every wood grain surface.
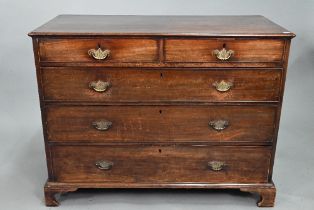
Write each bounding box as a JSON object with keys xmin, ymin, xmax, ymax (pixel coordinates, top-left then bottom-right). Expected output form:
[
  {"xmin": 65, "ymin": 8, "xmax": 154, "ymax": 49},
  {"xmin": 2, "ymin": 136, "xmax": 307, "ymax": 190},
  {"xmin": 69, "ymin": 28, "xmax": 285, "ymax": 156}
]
[
  {"xmin": 165, "ymin": 39, "xmax": 284, "ymax": 63},
  {"xmin": 42, "ymin": 68, "xmax": 282, "ymax": 102},
  {"xmin": 29, "ymin": 15, "xmax": 295, "ymax": 37},
  {"xmin": 52, "ymin": 145, "xmax": 271, "ymax": 183},
  {"xmin": 46, "ymin": 105, "xmax": 276, "ymax": 143},
  {"xmin": 39, "ymin": 38, "xmax": 158, "ymax": 63}
]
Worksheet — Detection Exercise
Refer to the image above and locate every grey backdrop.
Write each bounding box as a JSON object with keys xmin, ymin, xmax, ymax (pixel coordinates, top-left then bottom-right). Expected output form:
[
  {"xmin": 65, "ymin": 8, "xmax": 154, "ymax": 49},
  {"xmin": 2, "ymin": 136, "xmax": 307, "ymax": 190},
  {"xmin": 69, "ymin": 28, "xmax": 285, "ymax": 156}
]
[{"xmin": 0, "ymin": 0, "xmax": 313, "ymax": 209}]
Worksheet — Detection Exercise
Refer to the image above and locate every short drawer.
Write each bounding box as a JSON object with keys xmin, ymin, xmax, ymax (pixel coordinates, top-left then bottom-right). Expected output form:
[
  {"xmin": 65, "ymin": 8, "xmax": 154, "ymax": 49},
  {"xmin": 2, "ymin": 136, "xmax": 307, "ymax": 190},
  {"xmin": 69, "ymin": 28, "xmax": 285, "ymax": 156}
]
[
  {"xmin": 39, "ymin": 38, "xmax": 159, "ymax": 63},
  {"xmin": 165, "ymin": 39, "xmax": 284, "ymax": 65},
  {"xmin": 46, "ymin": 105, "xmax": 276, "ymax": 143},
  {"xmin": 42, "ymin": 68, "xmax": 282, "ymax": 102},
  {"xmin": 52, "ymin": 145, "xmax": 271, "ymax": 183}
]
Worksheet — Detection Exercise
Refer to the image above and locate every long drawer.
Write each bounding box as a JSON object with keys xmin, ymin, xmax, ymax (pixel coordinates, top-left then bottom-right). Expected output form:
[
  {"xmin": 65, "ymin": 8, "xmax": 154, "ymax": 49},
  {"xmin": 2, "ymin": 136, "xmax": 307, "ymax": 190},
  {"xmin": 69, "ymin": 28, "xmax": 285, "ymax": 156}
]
[
  {"xmin": 46, "ymin": 105, "xmax": 276, "ymax": 143},
  {"xmin": 42, "ymin": 68, "xmax": 282, "ymax": 102},
  {"xmin": 52, "ymin": 145, "xmax": 271, "ymax": 183}
]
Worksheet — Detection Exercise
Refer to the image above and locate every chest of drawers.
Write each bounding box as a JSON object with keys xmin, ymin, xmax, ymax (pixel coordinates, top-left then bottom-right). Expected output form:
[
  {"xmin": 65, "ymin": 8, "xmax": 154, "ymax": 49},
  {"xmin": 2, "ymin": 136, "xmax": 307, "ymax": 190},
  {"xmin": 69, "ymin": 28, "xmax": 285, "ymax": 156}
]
[{"xmin": 29, "ymin": 15, "xmax": 295, "ymax": 207}]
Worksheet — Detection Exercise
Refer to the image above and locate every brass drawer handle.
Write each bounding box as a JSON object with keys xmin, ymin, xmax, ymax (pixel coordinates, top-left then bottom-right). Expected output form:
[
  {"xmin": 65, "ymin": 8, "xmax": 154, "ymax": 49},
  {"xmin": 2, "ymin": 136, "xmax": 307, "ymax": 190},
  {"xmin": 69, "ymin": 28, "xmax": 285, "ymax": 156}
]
[
  {"xmin": 209, "ymin": 120, "xmax": 229, "ymax": 131},
  {"xmin": 212, "ymin": 48, "xmax": 234, "ymax": 60},
  {"xmin": 95, "ymin": 160, "xmax": 113, "ymax": 170},
  {"xmin": 89, "ymin": 80, "xmax": 111, "ymax": 92},
  {"xmin": 213, "ymin": 80, "xmax": 233, "ymax": 92},
  {"xmin": 208, "ymin": 161, "xmax": 225, "ymax": 171},
  {"xmin": 88, "ymin": 48, "xmax": 110, "ymax": 60},
  {"xmin": 92, "ymin": 120, "xmax": 112, "ymax": 131}
]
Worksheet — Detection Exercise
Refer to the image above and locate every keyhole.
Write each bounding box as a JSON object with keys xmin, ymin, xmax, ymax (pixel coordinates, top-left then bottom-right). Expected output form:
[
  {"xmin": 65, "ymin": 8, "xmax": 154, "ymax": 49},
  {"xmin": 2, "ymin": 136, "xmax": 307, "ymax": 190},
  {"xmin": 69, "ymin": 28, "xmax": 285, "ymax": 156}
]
[
  {"xmin": 97, "ymin": 43, "xmax": 101, "ymax": 48},
  {"xmin": 158, "ymin": 149, "xmax": 162, "ymax": 153},
  {"xmin": 159, "ymin": 110, "xmax": 162, "ymax": 114},
  {"xmin": 160, "ymin": 73, "xmax": 163, "ymax": 79},
  {"xmin": 223, "ymin": 43, "xmax": 226, "ymax": 48}
]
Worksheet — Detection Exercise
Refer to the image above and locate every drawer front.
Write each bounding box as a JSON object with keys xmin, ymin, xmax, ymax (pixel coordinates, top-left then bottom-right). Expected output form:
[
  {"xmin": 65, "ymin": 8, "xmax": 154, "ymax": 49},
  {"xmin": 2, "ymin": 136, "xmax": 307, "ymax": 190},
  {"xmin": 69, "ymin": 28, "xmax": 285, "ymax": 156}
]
[
  {"xmin": 39, "ymin": 38, "xmax": 159, "ymax": 63},
  {"xmin": 52, "ymin": 145, "xmax": 271, "ymax": 183},
  {"xmin": 165, "ymin": 39, "xmax": 284, "ymax": 64},
  {"xmin": 46, "ymin": 105, "xmax": 276, "ymax": 143},
  {"xmin": 42, "ymin": 68, "xmax": 281, "ymax": 102}
]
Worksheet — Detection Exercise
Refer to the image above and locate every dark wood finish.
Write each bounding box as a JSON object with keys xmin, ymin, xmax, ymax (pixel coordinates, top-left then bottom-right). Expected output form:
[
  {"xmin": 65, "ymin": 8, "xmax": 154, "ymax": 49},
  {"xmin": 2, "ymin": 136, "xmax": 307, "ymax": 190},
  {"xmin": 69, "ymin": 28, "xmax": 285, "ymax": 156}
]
[
  {"xmin": 39, "ymin": 38, "xmax": 159, "ymax": 63},
  {"xmin": 39, "ymin": 60, "xmax": 284, "ymax": 68},
  {"xmin": 52, "ymin": 145, "xmax": 271, "ymax": 183},
  {"xmin": 44, "ymin": 181, "xmax": 78, "ymax": 207},
  {"xmin": 241, "ymin": 184, "xmax": 276, "ymax": 207},
  {"xmin": 44, "ymin": 181, "xmax": 275, "ymax": 207},
  {"xmin": 268, "ymin": 39, "xmax": 292, "ymax": 180},
  {"xmin": 28, "ymin": 15, "xmax": 295, "ymax": 37},
  {"xmin": 46, "ymin": 105, "xmax": 276, "ymax": 143},
  {"xmin": 32, "ymin": 39, "xmax": 56, "ymax": 180},
  {"xmin": 44, "ymin": 187, "xmax": 59, "ymax": 206},
  {"xmin": 42, "ymin": 67, "xmax": 282, "ymax": 102},
  {"xmin": 29, "ymin": 15, "xmax": 294, "ymax": 207},
  {"xmin": 165, "ymin": 39, "xmax": 284, "ymax": 63},
  {"xmin": 38, "ymin": 38, "xmax": 285, "ymax": 67}
]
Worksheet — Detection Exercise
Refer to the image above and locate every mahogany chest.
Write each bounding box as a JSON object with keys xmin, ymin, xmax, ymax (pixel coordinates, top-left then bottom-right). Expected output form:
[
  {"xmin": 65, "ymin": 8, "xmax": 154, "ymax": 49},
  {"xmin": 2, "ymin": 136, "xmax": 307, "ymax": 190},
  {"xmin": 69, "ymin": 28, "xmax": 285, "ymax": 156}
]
[{"xmin": 29, "ymin": 15, "xmax": 295, "ymax": 207}]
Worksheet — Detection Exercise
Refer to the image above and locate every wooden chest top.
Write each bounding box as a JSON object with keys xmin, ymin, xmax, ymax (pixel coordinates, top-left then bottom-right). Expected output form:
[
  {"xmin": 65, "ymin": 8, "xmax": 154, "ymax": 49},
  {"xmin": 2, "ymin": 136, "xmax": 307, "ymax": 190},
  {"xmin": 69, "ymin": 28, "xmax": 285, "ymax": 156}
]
[{"xmin": 29, "ymin": 15, "xmax": 295, "ymax": 37}]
